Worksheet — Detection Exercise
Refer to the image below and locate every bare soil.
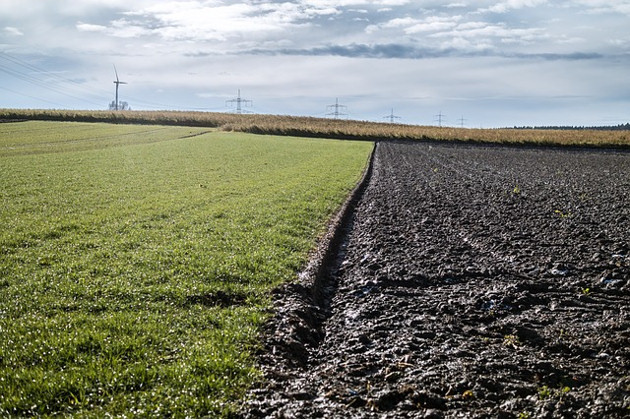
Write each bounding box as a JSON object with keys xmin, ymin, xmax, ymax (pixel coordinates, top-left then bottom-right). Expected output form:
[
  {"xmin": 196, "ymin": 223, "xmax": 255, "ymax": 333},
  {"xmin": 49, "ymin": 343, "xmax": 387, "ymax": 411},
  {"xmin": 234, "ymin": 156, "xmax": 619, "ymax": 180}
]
[{"xmin": 242, "ymin": 140, "xmax": 630, "ymax": 418}]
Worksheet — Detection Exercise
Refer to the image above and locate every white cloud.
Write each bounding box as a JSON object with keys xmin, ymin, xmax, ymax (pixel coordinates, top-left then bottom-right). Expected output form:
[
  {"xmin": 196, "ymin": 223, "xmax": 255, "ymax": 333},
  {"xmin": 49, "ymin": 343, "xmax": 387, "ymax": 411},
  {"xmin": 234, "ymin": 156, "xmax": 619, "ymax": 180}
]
[
  {"xmin": 571, "ymin": 0, "xmax": 630, "ymax": 15},
  {"xmin": 2, "ymin": 0, "xmax": 629, "ymax": 126},
  {"xmin": 77, "ymin": 19, "xmax": 151, "ymax": 38},
  {"xmin": 405, "ymin": 16, "xmax": 462, "ymax": 34},
  {"xmin": 484, "ymin": 0, "xmax": 548, "ymax": 13},
  {"xmin": 365, "ymin": 13, "xmax": 547, "ymax": 49},
  {"xmin": 366, "ymin": 15, "xmax": 463, "ymax": 35},
  {"xmin": 368, "ymin": 16, "xmax": 415, "ymax": 30},
  {"xmin": 456, "ymin": 21, "xmax": 490, "ymax": 30},
  {"xmin": 76, "ymin": 22, "xmax": 108, "ymax": 32},
  {"xmin": 440, "ymin": 23, "xmax": 548, "ymax": 45},
  {"xmin": 300, "ymin": 0, "xmax": 409, "ymax": 7},
  {"xmin": 608, "ymin": 37, "xmax": 630, "ymax": 47},
  {"xmin": 144, "ymin": 3, "xmax": 284, "ymax": 40},
  {"xmin": 4, "ymin": 27, "xmax": 24, "ymax": 36},
  {"xmin": 376, "ymin": 0, "xmax": 412, "ymax": 4},
  {"xmin": 73, "ymin": 1, "xmax": 345, "ymax": 44}
]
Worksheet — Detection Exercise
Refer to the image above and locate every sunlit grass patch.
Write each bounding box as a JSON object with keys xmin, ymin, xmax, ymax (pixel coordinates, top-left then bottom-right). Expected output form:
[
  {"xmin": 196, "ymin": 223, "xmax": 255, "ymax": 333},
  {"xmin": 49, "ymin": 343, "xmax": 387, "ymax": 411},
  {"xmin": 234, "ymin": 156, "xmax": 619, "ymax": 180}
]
[
  {"xmin": 0, "ymin": 120, "xmax": 212, "ymax": 156},
  {"xmin": 0, "ymin": 122, "xmax": 373, "ymax": 416}
]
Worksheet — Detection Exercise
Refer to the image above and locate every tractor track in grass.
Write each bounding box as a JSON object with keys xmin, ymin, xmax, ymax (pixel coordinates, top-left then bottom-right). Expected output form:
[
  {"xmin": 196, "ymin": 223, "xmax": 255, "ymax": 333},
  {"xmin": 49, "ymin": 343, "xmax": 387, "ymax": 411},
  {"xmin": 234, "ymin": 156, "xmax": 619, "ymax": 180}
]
[{"xmin": 241, "ymin": 140, "xmax": 630, "ymax": 418}]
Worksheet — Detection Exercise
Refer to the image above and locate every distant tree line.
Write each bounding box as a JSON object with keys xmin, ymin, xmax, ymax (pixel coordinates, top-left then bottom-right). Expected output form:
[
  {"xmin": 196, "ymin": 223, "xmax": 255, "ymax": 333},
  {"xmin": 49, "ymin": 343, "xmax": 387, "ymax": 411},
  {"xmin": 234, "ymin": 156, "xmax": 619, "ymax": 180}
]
[{"xmin": 512, "ymin": 123, "xmax": 630, "ymax": 131}]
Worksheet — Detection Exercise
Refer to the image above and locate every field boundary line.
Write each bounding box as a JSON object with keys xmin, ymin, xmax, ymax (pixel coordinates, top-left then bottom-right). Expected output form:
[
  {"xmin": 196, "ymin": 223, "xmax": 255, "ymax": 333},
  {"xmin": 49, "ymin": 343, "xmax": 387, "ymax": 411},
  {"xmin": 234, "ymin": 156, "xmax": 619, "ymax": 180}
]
[{"xmin": 247, "ymin": 141, "xmax": 377, "ymax": 379}]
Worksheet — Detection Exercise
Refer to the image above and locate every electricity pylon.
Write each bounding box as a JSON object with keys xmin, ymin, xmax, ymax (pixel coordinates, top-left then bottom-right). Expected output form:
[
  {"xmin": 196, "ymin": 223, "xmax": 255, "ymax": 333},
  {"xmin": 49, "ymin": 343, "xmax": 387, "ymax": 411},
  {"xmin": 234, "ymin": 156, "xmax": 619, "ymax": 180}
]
[
  {"xmin": 226, "ymin": 89, "xmax": 253, "ymax": 114},
  {"xmin": 434, "ymin": 111, "xmax": 446, "ymax": 127},
  {"xmin": 326, "ymin": 98, "xmax": 347, "ymax": 119},
  {"xmin": 383, "ymin": 108, "xmax": 401, "ymax": 123},
  {"xmin": 112, "ymin": 65, "xmax": 127, "ymax": 111}
]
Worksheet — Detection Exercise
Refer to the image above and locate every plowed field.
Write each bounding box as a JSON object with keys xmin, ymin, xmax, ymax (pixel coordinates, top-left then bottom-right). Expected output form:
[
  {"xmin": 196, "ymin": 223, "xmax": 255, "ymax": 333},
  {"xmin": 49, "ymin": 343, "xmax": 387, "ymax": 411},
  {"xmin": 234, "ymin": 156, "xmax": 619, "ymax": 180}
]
[{"xmin": 245, "ymin": 141, "xmax": 630, "ymax": 418}]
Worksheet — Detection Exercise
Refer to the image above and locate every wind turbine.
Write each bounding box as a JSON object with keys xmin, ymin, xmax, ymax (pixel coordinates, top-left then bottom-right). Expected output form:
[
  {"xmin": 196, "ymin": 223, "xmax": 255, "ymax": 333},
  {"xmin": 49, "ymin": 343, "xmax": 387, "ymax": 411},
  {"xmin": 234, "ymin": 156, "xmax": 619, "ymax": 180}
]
[{"xmin": 113, "ymin": 65, "xmax": 127, "ymax": 111}]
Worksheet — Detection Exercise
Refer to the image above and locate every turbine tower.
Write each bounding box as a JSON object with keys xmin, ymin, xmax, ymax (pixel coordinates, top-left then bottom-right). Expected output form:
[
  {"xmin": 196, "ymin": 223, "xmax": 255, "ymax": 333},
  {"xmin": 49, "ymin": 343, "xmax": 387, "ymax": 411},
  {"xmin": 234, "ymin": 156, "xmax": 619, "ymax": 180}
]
[
  {"xmin": 113, "ymin": 65, "xmax": 127, "ymax": 111},
  {"xmin": 226, "ymin": 89, "xmax": 253, "ymax": 114}
]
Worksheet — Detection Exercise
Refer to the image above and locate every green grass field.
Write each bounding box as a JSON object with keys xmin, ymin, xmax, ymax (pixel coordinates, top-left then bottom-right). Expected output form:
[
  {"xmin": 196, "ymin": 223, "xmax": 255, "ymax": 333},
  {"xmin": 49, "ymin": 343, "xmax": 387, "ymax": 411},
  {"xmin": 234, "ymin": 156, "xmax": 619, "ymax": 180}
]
[{"xmin": 0, "ymin": 121, "xmax": 373, "ymax": 417}]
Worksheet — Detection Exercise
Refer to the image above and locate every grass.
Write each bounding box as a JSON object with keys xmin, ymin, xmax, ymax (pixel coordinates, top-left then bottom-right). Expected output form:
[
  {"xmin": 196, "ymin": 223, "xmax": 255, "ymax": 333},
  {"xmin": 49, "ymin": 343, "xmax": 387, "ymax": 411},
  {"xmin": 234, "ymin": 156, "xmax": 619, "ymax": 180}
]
[
  {"xmin": 0, "ymin": 121, "xmax": 373, "ymax": 416},
  {"xmin": 1, "ymin": 108, "xmax": 629, "ymax": 148},
  {"xmin": 0, "ymin": 120, "xmax": 212, "ymax": 156}
]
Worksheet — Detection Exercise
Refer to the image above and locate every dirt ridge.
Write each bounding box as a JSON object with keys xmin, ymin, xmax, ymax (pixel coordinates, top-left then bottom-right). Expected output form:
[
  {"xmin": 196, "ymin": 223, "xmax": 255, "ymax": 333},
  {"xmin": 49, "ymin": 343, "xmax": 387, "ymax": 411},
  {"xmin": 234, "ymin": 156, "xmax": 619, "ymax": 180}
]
[{"xmin": 251, "ymin": 141, "xmax": 377, "ymax": 371}]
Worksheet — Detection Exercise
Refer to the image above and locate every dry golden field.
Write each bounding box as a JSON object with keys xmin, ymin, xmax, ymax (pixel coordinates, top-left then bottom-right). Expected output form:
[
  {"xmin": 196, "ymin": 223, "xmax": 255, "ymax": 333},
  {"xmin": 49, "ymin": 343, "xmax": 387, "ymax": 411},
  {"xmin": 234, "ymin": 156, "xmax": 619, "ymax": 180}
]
[{"xmin": 1, "ymin": 108, "xmax": 628, "ymax": 147}]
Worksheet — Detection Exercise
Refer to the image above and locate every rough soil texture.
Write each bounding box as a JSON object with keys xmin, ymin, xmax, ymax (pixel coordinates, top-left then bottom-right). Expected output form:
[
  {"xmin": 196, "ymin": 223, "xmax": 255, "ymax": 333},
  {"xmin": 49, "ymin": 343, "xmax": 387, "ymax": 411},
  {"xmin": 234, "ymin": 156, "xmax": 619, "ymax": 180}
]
[{"xmin": 242, "ymin": 140, "xmax": 630, "ymax": 418}]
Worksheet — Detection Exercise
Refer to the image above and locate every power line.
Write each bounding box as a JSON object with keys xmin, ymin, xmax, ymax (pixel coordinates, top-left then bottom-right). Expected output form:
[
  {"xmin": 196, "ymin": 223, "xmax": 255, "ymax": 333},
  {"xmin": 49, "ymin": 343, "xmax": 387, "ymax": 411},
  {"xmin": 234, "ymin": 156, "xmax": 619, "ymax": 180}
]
[
  {"xmin": 326, "ymin": 98, "xmax": 347, "ymax": 119},
  {"xmin": 434, "ymin": 111, "xmax": 446, "ymax": 127},
  {"xmin": 226, "ymin": 89, "xmax": 253, "ymax": 114},
  {"xmin": 2, "ymin": 54, "xmax": 204, "ymax": 111},
  {"xmin": 383, "ymin": 108, "xmax": 401, "ymax": 123},
  {"xmin": 2, "ymin": 52, "xmax": 243, "ymax": 111},
  {"xmin": 0, "ymin": 63, "xmax": 103, "ymax": 107},
  {"xmin": 0, "ymin": 85, "xmax": 66, "ymax": 107},
  {"xmin": 0, "ymin": 52, "xmax": 108, "ymax": 107},
  {"xmin": 458, "ymin": 115, "xmax": 467, "ymax": 128},
  {"xmin": 0, "ymin": 53, "xmax": 96, "ymax": 90}
]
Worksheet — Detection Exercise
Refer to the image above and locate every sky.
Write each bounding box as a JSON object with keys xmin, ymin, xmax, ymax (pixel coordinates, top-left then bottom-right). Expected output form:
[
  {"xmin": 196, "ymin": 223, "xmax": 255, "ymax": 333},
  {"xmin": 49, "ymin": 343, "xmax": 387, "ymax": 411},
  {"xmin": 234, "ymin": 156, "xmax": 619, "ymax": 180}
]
[{"xmin": 1, "ymin": 0, "xmax": 629, "ymax": 127}]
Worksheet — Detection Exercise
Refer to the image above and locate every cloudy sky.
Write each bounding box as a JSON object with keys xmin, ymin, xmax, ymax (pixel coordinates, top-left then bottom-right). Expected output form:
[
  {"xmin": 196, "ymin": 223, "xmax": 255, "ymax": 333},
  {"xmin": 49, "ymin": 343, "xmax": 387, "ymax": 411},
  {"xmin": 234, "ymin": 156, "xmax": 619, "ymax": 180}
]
[{"xmin": 1, "ymin": 0, "xmax": 629, "ymax": 127}]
